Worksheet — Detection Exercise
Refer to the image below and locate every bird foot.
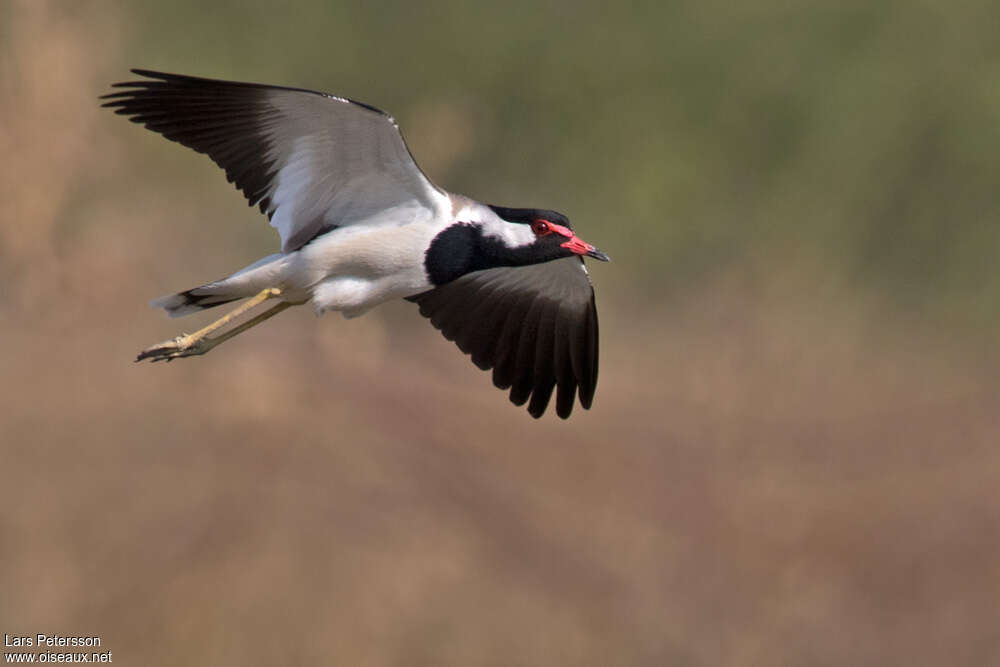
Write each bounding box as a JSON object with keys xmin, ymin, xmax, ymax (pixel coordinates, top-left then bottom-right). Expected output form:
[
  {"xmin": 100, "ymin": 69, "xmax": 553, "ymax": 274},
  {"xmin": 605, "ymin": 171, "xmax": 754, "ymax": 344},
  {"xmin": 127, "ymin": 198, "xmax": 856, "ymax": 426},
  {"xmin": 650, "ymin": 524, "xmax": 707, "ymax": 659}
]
[{"xmin": 135, "ymin": 334, "xmax": 209, "ymax": 363}]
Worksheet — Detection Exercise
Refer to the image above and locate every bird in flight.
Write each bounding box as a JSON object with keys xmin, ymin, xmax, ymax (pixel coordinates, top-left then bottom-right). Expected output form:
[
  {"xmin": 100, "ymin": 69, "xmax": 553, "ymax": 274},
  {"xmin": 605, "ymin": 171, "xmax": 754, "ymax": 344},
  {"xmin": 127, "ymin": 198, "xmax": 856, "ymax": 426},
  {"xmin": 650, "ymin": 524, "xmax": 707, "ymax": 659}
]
[{"xmin": 102, "ymin": 70, "xmax": 608, "ymax": 418}]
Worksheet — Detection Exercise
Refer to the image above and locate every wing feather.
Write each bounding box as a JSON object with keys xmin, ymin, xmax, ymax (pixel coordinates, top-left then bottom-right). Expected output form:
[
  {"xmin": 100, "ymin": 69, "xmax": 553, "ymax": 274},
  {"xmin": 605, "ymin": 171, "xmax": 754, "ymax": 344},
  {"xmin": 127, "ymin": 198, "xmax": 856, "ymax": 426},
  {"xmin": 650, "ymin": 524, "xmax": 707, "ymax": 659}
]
[
  {"xmin": 408, "ymin": 258, "xmax": 599, "ymax": 419},
  {"xmin": 102, "ymin": 69, "xmax": 449, "ymax": 252}
]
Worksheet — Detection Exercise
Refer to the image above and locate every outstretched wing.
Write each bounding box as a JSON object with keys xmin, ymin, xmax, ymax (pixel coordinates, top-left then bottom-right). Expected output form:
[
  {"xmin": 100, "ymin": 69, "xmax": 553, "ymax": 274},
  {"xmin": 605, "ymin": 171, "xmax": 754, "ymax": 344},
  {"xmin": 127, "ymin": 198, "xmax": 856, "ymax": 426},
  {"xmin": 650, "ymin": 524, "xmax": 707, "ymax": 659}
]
[
  {"xmin": 102, "ymin": 69, "xmax": 450, "ymax": 252},
  {"xmin": 408, "ymin": 258, "xmax": 599, "ymax": 419}
]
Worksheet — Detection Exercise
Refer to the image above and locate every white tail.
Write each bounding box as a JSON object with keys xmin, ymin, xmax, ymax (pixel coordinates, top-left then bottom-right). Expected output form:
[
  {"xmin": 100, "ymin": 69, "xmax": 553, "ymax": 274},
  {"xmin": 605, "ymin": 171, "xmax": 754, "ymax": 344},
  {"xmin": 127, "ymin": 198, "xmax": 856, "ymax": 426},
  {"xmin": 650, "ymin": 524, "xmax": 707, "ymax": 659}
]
[{"xmin": 151, "ymin": 253, "xmax": 286, "ymax": 318}]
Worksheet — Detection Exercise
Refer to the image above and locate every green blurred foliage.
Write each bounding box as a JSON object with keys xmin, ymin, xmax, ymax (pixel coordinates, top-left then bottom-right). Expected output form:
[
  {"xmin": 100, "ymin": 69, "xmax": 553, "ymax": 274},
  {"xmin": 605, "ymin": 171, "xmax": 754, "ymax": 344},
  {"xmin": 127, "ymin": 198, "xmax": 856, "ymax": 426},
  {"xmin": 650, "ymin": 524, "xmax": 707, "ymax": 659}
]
[{"xmin": 118, "ymin": 0, "xmax": 1000, "ymax": 328}]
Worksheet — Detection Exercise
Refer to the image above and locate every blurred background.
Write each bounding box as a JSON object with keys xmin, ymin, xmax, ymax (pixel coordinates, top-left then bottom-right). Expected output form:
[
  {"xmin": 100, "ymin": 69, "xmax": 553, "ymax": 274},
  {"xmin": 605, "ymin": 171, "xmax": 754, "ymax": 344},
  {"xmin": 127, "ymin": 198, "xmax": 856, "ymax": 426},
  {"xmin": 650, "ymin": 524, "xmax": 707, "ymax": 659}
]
[{"xmin": 2, "ymin": 0, "xmax": 999, "ymax": 664}]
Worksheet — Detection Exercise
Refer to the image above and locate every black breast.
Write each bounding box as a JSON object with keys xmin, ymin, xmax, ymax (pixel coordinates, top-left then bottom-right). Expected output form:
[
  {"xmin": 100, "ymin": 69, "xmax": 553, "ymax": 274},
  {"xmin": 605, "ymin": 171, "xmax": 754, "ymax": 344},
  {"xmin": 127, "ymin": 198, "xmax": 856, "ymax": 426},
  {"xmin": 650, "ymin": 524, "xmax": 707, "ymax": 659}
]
[
  {"xmin": 424, "ymin": 223, "xmax": 487, "ymax": 285},
  {"xmin": 425, "ymin": 222, "xmax": 546, "ymax": 285}
]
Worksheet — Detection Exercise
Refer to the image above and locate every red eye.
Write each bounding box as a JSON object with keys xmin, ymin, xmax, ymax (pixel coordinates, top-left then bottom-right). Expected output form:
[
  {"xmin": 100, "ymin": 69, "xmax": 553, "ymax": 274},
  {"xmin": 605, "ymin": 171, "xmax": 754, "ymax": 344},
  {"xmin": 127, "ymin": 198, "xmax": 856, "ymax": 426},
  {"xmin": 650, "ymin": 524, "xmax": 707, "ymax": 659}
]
[{"xmin": 532, "ymin": 219, "xmax": 551, "ymax": 236}]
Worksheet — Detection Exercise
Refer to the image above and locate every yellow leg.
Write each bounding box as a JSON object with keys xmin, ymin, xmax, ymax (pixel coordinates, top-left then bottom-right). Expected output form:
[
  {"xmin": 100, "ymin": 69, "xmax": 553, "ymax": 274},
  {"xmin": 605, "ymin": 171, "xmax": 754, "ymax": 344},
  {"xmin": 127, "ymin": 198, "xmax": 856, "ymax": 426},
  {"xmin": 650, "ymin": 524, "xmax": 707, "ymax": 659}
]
[{"xmin": 136, "ymin": 288, "xmax": 292, "ymax": 362}]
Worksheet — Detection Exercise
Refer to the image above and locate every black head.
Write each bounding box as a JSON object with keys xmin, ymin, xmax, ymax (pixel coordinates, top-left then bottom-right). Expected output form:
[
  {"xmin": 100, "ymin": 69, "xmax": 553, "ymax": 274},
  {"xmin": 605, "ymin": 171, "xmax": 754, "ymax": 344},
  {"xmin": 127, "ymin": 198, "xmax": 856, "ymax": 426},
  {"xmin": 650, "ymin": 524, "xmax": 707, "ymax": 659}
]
[
  {"xmin": 487, "ymin": 206, "xmax": 573, "ymax": 229},
  {"xmin": 424, "ymin": 205, "xmax": 608, "ymax": 286},
  {"xmin": 487, "ymin": 205, "xmax": 608, "ymax": 263}
]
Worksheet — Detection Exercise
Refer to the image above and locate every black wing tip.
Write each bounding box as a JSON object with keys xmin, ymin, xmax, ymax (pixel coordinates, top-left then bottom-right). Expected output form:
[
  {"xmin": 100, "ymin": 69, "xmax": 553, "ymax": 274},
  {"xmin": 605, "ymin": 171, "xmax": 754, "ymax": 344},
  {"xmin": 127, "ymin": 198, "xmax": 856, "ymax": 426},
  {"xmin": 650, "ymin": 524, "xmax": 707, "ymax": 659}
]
[
  {"xmin": 533, "ymin": 383, "xmax": 594, "ymax": 419},
  {"xmin": 127, "ymin": 68, "xmax": 239, "ymax": 85},
  {"xmin": 102, "ymin": 68, "xmax": 395, "ymax": 122},
  {"xmin": 98, "ymin": 69, "xmax": 184, "ymax": 104},
  {"xmin": 526, "ymin": 390, "xmax": 587, "ymax": 419},
  {"xmin": 495, "ymin": 355, "xmax": 596, "ymax": 419},
  {"xmin": 101, "ymin": 69, "xmax": 183, "ymax": 93},
  {"xmin": 409, "ymin": 265, "xmax": 600, "ymax": 420},
  {"xmin": 130, "ymin": 68, "xmax": 170, "ymax": 78},
  {"xmin": 100, "ymin": 69, "xmax": 265, "ymax": 101},
  {"xmin": 526, "ymin": 388, "xmax": 555, "ymax": 419}
]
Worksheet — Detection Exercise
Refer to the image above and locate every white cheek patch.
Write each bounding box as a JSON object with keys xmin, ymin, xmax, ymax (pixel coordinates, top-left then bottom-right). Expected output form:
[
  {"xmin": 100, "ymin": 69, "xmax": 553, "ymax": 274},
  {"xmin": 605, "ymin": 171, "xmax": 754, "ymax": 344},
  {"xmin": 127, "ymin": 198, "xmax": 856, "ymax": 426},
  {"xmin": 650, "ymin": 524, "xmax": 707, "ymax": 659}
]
[{"xmin": 478, "ymin": 218, "xmax": 536, "ymax": 248}]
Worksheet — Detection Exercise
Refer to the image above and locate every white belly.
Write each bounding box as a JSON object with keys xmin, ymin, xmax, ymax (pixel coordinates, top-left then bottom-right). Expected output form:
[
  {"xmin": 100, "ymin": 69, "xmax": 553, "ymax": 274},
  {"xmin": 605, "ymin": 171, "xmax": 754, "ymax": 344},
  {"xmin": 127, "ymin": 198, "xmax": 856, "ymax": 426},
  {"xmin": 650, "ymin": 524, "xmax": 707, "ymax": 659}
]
[{"xmin": 289, "ymin": 222, "xmax": 441, "ymax": 316}]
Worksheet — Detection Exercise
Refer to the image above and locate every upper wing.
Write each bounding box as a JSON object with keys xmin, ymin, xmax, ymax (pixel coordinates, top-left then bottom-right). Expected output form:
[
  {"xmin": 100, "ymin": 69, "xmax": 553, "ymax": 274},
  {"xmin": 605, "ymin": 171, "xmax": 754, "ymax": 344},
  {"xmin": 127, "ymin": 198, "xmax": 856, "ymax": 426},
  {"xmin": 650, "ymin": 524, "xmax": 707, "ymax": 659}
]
[
  {"xmin": 407, "ymin": 257, "xmax": 599, "ymax": 419},
  {"xmin": 102, "ymin": 69, "xmax": 451, "ymax": 252}
]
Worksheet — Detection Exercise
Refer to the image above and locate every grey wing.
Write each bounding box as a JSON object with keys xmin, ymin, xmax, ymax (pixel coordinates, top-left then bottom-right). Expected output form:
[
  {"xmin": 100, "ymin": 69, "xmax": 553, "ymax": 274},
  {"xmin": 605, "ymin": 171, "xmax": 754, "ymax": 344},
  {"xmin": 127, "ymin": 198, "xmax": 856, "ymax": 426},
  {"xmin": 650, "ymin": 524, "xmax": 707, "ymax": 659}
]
[
  {"xmin": 102, "ymin": 69, "xmax": 451, "ymax": 252},
  {"xmin": 408, "ymin": 258, "xmax": 599, "ymax": 419}
]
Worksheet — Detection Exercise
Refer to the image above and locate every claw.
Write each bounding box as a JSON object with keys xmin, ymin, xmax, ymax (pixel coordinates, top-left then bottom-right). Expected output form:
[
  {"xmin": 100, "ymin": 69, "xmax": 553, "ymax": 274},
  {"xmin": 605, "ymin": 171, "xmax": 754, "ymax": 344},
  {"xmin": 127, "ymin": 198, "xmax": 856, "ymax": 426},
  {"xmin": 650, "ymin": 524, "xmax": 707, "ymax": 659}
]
[
  {"xmin": 135, "ymin": 335, "xmax": 208, "ymax": 363},
  {"xmin": 134, "ymin": 288, "xmax": 291, "ymax": 364}
]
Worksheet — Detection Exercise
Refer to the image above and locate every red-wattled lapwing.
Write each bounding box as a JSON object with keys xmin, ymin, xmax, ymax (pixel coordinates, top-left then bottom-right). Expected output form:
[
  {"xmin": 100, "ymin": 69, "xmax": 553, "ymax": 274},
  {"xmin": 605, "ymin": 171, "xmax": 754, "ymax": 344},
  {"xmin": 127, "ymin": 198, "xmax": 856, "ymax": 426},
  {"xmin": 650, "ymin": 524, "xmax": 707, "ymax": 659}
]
[{"xmin": 102, "ymin": 70, "xmax": 608, "ymax": 419}]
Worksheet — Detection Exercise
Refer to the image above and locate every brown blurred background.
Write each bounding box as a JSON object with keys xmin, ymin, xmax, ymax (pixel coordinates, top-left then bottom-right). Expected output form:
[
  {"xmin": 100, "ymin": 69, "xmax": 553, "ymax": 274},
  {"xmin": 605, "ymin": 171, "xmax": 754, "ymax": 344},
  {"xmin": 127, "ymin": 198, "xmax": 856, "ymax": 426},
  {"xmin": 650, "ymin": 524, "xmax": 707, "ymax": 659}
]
[{"xmin": 2, "ymin": 1, "xmax": 999, "ymax": 664}]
